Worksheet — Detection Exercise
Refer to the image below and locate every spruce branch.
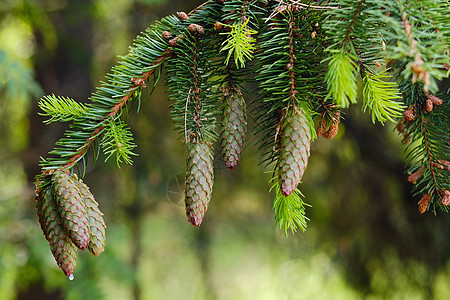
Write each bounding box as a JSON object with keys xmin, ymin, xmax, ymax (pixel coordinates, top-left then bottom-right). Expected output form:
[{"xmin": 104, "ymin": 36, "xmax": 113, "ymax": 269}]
[
  {"xmin": 398, "ymin": 83, "xmax": 449, "ymax": 213},
  {"xmin": 377, "ymin": 0, "xmax": 449, "ymax": 93},
  {"xmin": 34, "ymin": 15, "xmax": 179, "ymax": 195},
  {"xmin": 32, "ymin": 1, "xmax": 450, "ymax": 261}
]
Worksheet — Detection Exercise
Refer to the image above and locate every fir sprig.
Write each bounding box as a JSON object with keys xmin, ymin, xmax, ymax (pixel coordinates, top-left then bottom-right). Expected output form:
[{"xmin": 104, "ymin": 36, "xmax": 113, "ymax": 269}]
[
  {"xmin": 220, "ymin": 18, "xmax": 257, "ymax": 69},
  {"xmin": 271, "ymin": 175, "xmax": 310, "ymax": 235},
  {"xmin": 39, "ymin": 94, "xmax": 87, "ymax": 124},
  {"xmin": 324, "ymin": 50, "xmax": 358, "ymax": 108},
  {"xmin": 101, "ymin": 119, "xmax": 137, "ymax": 167},
  {"xmin": 361, "ymin": 70, "xmax": 405, "ymax": 124}
]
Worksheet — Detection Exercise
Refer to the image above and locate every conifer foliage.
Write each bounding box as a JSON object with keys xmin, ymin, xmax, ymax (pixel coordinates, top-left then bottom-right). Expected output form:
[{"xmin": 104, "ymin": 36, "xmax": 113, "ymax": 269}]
[{"xmin": 35, "ymin": 0, "xmax": 449, "ymax": 275}]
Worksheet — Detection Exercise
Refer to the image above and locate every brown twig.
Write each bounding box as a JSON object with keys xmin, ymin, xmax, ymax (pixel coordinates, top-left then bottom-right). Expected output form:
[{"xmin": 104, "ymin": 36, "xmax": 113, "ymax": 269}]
[
  {"xmin": 342, "ymin": 0, "xmax": 366, "ymax": 46},
  {"xmin": 287, "ymin": 14, "xmax": 296, "ymax": 102}
]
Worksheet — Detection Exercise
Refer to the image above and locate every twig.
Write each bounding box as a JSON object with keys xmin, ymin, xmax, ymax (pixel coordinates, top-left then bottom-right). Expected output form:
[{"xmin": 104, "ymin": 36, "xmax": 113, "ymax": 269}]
[{"xmin": 185, "ymin": 89, "xmax": 192, "ymax": 143}]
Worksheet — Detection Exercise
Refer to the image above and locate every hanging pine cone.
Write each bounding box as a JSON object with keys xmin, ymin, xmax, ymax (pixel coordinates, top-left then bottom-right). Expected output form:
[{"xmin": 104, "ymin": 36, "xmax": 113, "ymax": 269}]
[
  {"xmin": 36, "ymin": 186, "xmax": 78, "ymax": 276},
  {"xmin": 278, "ymin": 109, "xmax": 311, "ymax": 196},
  {"xmin": 185, "ymin": 140, "xmax": 214, "ymax": 226},
  {"xmin": 221, "ymin": 90, "xmax": 247, "ymax": 170},
  {"xmin": 75, "ymin": 178, "xmax": 106, "ymax": 256},
  {"xmin": 52, "ymin": 170, "xmax": 90, "ymax": 250}
]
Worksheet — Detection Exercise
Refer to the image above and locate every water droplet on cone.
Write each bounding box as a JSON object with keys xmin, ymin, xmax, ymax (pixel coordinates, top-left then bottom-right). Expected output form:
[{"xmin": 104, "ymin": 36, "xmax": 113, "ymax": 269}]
[{"xmin": 69, "ymin": 274, "xmax": 74, "ymax": 281}]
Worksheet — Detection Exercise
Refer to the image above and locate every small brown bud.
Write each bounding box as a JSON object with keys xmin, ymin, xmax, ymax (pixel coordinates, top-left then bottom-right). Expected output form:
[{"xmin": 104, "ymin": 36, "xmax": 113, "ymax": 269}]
[
  {"xmin": 285, "ymin": 63, "xmax": 292, "ymax": 70},
  {"xmin": 432, "ymin": 160, "xmax": 450, "ymax": 171},
  {"xmin": 386, "ymin": 60, "xmax": 392, "ymax": 69},
  {"xmin": 314, "ymin": 23, "xmax": 319, "ymax": 28},
  {"xmin": 403, "ymin": 109, "xmax": 414, "ymax": 121},
  {"xmin": 322, "ymin": 123, "xmax": 339, "ymax": 139},
  {"xmin": 441, "ymin": 160, "xmax": 450, "ymax": 171},
  {"xmin": 188, "ymin": 24, "xmax": 204, "ymax": 35},
  {"xmin": 375, "ymin": 61, "xmax": 381, "ymax": 67},
  {"xmin": 396, "ymin": 120, "xmax": 405, "ymax": 133},
  {"xmin": 444, "ymin": 63, "xmax": 450, "ymax": 71},
  {"xmin": 428, "ymin": 94, "xmax": 443, "ymax": 106},
  {"xmin": 162, "ymin": 31, "xmax": 171, "ymax": 39},
  {"xmin": 424, "ymin": 99, "xmax": 433, "ymax": 112},
  {"xmin": 441, "ymin": 190, "xmax": 450, "ymax": 206},
  {"xmin": 131, "ymin": 77, "xmax": 147, "ymax": 88},
  {"xmin": 277, "ymin": 5, "xmax": 287, "ymax": 14},
  {"xmin": 407, "ymin": 169, "xmax": 423, "ymax": 184},
  {"xmin": 417, "ymin": 194, "xmax": 431, "ymax": 214},
  {"xmin": 168, "ymin": 37, "xmax": 179, "ymax": 47},
  {"xmin": 311, "ymin": 31, "xmax": 316, "ymax": 39},
  {"xmin": 177, "ymin": 12, "xmax": 188, "ymax": 20},
  {"xmin": 214, "ymin": 21, "xmax": 223, "ymax": 30},
  {"xmin": 316, "ymin": 119, "xmax": 326, "ymax": 137}
]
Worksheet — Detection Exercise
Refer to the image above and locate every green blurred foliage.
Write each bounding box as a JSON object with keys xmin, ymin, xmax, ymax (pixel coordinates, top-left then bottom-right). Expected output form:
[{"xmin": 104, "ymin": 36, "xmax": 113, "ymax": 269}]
[{"xmin": 0, "ymin": 1, "xmax": 449, "ymax": 300}]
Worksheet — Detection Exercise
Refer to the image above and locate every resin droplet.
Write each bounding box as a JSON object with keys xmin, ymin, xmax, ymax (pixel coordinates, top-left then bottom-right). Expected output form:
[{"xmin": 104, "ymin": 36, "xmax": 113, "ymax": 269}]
[{"xmin": 69, "ymin": 274, "xmax": 74, "ymax": 281}]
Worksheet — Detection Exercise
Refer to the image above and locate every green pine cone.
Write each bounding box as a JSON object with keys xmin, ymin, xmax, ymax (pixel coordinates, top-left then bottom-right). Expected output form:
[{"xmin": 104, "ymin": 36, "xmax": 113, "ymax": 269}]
[
  {"xmin": 75, "ymin": 178, "xmax": 106, "ymax": 256},
  {"xmin": 185, "ymin": 140, "xmax": 214, "ymax": 226},
  {"xmin": 278, "ymin": 110, "xmax": 311, "ymax": 196},
  {"xmin": 221, "ymin": 91, "xmax": 247, "ymax": 170},
  {"xmin": 52, "ymin": 170, "xmax": 90, "ymax": 250},
  {"xmin": 36, "ymin": 186, "xmax": 78, "ymax": 276}
]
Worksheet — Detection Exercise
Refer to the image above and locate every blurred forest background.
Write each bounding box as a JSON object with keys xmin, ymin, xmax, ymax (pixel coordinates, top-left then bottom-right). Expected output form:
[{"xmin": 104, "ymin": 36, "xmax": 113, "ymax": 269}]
[{"xmin": 0, "ymin": 0, "xmax": 449, "ymax": 299}]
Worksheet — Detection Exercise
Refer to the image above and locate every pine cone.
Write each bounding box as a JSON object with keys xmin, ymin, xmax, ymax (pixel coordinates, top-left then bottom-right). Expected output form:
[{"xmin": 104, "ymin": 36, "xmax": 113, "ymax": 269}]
[
  {"xmin": 278, "ymin": 110, "xmax": 311, "ymax": 196},
  {"xmin": 221, "ymin": 91, "xmax": 247, "ymax": 169},
  {"xmin": 185, "ymin": 140, "xmax": 214, "ymax": 226},
  {"xmin": 76, "ymin": 178, "xmax": 106, "ymax": 256},
  {"xmin": 52, "ymin": 170, "xmax": 90, "ymax": 250},
  {"xmin": 36, "ymin": 187, "xmax": 77, "ymax": 276}
]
